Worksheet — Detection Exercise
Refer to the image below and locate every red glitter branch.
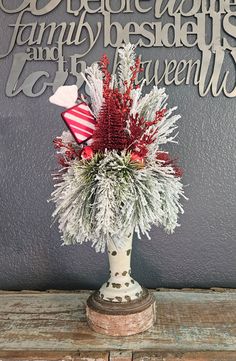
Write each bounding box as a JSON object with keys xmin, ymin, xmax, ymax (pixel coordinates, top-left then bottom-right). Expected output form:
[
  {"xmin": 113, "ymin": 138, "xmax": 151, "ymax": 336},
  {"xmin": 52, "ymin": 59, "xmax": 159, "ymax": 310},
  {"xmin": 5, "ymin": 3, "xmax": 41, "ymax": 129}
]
[
  {"xmin": 53, "ymin": 137, "xmax": 81, "ymax": 167},
  {"xmin": 100, "ymin": 54, "xmax": 111, "ymax": 94},
  {"xmin": 125, "ymin": 57, "xmax": 143, "ymax": 98},
  {"xmin": 92, "ymin": 89, "xmax": 128, "ymax": 152},
  {"xmin": 91, "ymin": 53, "xmax": 167, "ymax": 158},
  {"xmin": 126, "ymin": 108, "xmax": 166, "ymax": 157}
]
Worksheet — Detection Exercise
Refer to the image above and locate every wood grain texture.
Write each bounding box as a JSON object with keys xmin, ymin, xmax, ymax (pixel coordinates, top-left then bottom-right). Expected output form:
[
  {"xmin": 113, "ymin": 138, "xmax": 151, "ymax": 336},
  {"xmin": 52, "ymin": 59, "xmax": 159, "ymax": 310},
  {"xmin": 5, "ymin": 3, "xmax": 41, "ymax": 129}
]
[
  {"xmin": 0, "ymin": 290, "xmax": 236, "ymax": 353},
  {"xmin": 0, "ymin": 351, "xmax": 109, "ymax": 361},
  {"xmin": 133, "ymin": 351, "xmax": 236, "ymax": 361},
  {"xmin": 0, "ymin": 351, "xmax": 235, "ymax": 361},
  {"xmin": 110, "ymin": 351, "xmax": 132, "ymax": 361}
]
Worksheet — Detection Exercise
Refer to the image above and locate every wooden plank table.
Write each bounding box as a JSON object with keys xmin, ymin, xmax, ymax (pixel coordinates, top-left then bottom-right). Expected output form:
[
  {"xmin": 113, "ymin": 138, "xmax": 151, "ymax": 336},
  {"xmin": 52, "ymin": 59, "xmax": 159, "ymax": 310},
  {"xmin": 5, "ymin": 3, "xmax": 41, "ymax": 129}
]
[{"xmin": 0, "ymin": 289, "xmax": 235, "ymax": 360}]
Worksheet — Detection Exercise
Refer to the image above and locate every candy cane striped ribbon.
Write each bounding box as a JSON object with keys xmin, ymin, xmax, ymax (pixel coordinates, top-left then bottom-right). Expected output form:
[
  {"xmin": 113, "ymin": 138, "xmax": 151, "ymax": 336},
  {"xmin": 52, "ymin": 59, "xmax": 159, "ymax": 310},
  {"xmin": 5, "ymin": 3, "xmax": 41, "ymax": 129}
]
[{"xmin": 61, "ymin": 103, "xmax": 96, "ymax": 144}]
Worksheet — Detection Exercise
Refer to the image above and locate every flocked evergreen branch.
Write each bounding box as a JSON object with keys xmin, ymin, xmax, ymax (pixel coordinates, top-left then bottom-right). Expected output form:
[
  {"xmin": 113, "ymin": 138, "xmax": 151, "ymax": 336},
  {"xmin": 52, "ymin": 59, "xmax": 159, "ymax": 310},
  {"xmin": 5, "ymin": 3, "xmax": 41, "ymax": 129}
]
[
  {"xmin": 135, "ymin": 86, "xmax": 167, "ymax": 121},
  {"xmin": 51, "ymin": 152, "xmax": 186, "ymax": 252},
  {"xmin": 81, "ymin": 63, "xmax": 103, "ymax": 117},
  {"xmin": 118, "ymin": 43, "xmax": 136, "ymax": 93}
]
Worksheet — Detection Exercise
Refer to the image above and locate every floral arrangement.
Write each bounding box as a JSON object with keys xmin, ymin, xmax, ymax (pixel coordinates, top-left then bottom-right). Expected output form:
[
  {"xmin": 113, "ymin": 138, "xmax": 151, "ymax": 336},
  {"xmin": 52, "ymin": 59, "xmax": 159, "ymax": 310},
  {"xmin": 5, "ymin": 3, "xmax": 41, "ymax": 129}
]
[{"xmin": 50, "ymin": 44, "xmax": 185, "ymax": 252}]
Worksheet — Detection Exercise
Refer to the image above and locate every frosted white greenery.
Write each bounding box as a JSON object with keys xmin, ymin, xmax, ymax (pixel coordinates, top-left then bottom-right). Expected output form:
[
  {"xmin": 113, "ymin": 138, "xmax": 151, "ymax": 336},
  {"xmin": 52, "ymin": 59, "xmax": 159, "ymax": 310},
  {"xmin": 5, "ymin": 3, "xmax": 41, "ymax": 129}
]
[
  {"xmin": 50, "ymin": 43, "xmax": 186, "ymax": 253},
  {"xmin": 81, "ymin": 63, "xmax": 103, "ymax": 117},
  {"xmin": 136, "ymin": 86, "xmax": 167, "ymax": 120},
  {"xmin": 51, "ymin": 152, "xmax": 185, "ymax": 253},
  {"xmin": 147, "ymin": 106, "xmax": 181, "ymax": 160},
  {"xmin": 130, "ymin": 80, "xmax": 145, "ymax": 116},
  {"xmin": 118, "ymin": 43, "xmax": 136, "ymax": 92},
  {"xmin": 55, "ymin": 131, "xmax": 79, "ymax": 156}
]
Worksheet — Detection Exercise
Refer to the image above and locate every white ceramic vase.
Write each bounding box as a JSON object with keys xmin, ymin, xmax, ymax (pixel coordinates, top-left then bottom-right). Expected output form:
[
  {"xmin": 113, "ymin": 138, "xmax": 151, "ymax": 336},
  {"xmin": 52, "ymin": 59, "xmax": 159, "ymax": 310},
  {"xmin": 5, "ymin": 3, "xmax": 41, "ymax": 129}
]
[
  {"xmin": 86, "ymin": 230, "xmax": 156, "ymax": 336},
  {"xmin": 98, "ymin": 231, "xmax": 144, "ymax": 303}
]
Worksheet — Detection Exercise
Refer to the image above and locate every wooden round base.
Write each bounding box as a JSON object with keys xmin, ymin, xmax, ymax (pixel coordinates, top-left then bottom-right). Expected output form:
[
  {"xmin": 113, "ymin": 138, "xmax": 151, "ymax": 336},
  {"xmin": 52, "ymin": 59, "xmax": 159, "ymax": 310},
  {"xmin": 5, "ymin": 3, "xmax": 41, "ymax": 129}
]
[{"xmin": 86, "ymin": 288, "xmax": 156, "ymax": 336}]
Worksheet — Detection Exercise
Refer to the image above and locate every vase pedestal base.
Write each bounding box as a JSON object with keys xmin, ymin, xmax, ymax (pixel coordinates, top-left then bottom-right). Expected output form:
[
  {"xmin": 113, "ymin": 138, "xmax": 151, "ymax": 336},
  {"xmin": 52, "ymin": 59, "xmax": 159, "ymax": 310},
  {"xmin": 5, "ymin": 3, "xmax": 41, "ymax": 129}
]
[{"xmin": 86, "ymin": 288, "xmax": 156, "ymax": 336}]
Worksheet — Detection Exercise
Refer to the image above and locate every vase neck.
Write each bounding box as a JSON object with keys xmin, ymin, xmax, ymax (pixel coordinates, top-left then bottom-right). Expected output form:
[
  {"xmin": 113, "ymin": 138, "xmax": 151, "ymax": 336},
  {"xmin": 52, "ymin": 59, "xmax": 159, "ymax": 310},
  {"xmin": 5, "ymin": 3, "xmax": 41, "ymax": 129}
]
[{"xmin": 107, "ymin": 231, "xmax": 133, "ymax": 276}]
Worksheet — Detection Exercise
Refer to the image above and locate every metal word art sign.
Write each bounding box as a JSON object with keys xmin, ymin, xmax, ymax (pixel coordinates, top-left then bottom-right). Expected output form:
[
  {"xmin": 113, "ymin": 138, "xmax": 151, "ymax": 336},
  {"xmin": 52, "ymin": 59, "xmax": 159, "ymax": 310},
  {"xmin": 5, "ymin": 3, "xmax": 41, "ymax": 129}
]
[{"xmin": 0, "ymin": 0, "xmax": 236, "ymax": 98}]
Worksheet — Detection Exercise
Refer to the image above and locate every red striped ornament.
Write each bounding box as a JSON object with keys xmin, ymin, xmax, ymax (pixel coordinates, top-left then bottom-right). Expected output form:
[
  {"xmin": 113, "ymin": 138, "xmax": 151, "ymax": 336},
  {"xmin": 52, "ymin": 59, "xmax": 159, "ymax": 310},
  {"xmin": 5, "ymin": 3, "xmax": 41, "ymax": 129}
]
[{"xmin": 61, "ymin": 103, "xmax": 96, "ymax": 144}]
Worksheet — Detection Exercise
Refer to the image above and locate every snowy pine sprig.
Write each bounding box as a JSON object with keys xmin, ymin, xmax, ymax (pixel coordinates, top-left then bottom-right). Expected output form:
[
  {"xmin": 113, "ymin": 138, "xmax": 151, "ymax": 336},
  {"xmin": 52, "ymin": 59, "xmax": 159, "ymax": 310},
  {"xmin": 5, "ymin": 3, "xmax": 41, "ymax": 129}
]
[
  {"xmin": 51, "ymin": 152, "xmax": 185, "ymax": 252},
  {"xmin": 81, "ymin": 63, "xmax": 103, "ymax": 117},
  {"xmin": 118, "ymin": 43, "xmax": 136, "ymax": 92}
]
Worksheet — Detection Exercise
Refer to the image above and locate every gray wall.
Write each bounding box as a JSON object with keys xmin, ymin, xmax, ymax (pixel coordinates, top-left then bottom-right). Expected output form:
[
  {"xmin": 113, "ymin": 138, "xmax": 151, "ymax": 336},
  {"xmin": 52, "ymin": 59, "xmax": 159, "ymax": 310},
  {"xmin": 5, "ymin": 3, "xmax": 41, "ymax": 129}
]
[{"xmin": 0, "ymin": 2, "xmax": 235, "ymax": 290}]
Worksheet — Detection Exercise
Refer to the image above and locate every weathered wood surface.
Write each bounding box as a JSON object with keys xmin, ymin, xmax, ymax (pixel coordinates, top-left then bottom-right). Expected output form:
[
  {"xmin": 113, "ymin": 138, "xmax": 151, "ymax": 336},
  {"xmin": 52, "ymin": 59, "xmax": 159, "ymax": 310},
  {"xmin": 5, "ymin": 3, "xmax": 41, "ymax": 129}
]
[
  {"xmin": 0, "ymin": 351, "xmax": 109, "ymax": 360},
  {"xmin": 0, "ymin": 289, "xmax": 236, "ymax": 358},
  {"xmin": 110, "ymin": 351, "xmax": 132, "ymax": 361},
  {"xmin": 134, "ymin": 351, "xmax": 236, "ymax": 361},
  {"xmin": 0, "ymin": 351, "xmax": 236, "ymax": 361}
]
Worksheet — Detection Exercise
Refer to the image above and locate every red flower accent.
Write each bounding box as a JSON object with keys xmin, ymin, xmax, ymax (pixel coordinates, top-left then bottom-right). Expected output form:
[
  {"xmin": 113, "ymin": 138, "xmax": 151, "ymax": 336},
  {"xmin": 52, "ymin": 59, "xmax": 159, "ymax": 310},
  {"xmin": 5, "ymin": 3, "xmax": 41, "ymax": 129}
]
[
  {"xmin": 81, "ymin": 146, "xmax": 94, "ymax": 160},
  {"xmin": 130, "ymin": 152, "xmax": 144, "ymax": 164},
  {"xmin": 156, "ymin": 151, "xmax": 172, "ymax": 165},
  {"xmin": 173, "ymin": 166, "xmax": 183, "ymax": 178},
  {"xmin": 156, "ymin": 151, "xmax": 183, "ymax": 178}
]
